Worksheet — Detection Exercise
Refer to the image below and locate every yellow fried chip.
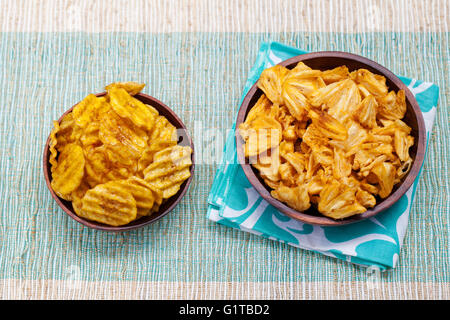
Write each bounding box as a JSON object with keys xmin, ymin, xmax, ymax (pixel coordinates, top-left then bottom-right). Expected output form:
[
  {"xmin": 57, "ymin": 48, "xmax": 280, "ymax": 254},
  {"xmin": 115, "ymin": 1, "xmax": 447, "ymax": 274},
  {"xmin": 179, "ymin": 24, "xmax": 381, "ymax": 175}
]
[
  {"xmin": 143, "ymin": 146, "xmax": 192, "ymax": 198},
  {"xmin": 71, "ymin": 181, "xmax": 91, "ymax": 216},
  {"xmin": 109, "ymin": 87, "xmax": 156, "ymax": 131},
  {"xmin": 72, "ymin": 94, "xmax": 107, "ymax": 129},
  {"xmin": 99, "ymin": 109, "xmax": 148, "ymax": 160},
  {"xmin": 115, "ymin": 176, "xmax": 157, "ymax": 209},
  {"xmin": 105, "ymin": 82, "xmax": 145, "ymax": 95},
  {"xmin": 49, "ymin": 121, "xmax": 60, "ymax": 172},
  {"xmin": 51, "ymin": 143, "xmax": 85, "ymax": 200},
  {"xmin": 79, "ymin": 181, "xmax": 137, "ymax": 226}
]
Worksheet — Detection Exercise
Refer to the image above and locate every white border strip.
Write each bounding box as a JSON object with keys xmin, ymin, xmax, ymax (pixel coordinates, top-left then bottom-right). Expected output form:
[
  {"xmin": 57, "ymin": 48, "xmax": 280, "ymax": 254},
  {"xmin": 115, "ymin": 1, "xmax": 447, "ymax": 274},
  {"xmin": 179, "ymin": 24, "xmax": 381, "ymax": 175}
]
[
  {"xmin": 0, "ymin": 0, "xmax": 448, "ymax": 32},
  {"xmin": 1, "ymin": 279, "xmax": 448, "ymax": 299}
]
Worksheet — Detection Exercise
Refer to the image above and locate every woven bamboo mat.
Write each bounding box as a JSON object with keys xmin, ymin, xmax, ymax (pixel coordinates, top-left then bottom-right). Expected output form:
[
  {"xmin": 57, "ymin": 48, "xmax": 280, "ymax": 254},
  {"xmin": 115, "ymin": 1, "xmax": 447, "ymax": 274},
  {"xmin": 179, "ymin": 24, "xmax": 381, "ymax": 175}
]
[{"xmin": 0, "ymin": 0, "xmax": 448, "ymax": 299}]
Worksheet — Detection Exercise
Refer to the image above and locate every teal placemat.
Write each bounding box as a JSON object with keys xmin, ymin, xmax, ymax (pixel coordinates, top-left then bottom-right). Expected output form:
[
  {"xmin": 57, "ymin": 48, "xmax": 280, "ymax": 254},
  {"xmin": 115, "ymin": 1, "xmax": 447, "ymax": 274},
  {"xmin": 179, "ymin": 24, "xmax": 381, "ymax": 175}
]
[{"xmin": 0, "ymin": 32, "xmax": 448, "ymax": 284}]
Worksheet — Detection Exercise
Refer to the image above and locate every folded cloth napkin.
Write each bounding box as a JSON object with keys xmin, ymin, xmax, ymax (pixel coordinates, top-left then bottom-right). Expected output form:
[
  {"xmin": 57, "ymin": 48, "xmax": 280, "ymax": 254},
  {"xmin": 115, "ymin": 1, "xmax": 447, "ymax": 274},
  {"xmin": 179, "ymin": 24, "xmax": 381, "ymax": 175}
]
[{"xmin": 207, "ymin": 42, "xmax": 439, "ymax": 270}]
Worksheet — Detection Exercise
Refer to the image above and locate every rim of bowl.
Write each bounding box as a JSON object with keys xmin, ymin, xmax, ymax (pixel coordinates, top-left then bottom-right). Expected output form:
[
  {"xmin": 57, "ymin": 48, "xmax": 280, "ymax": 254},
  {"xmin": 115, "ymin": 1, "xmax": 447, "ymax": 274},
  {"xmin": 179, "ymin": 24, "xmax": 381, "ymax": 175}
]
[
  {"xmin": 43, "ymin": 92, "xmax": 195, "ymax": 232},
  {"xmin": 235, "ymin": 51, "xmax": 426, "ymax": 226}
]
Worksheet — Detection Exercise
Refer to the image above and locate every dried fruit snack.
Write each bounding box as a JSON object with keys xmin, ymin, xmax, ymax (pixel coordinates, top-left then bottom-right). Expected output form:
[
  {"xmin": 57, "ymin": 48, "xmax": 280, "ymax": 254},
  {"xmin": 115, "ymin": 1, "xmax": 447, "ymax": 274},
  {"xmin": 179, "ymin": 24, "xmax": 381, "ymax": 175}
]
[{"xmin": 238, "ymin": 63, "xmax": 414, "ymax": 220}]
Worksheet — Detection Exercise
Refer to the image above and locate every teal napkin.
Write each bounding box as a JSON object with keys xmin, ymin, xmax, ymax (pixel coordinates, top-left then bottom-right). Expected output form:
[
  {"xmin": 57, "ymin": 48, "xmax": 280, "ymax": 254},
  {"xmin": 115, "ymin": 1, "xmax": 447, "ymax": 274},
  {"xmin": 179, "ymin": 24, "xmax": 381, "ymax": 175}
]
[{"xmin": 206, "ymin": 42, "xmax": 439, "ymax": 270}]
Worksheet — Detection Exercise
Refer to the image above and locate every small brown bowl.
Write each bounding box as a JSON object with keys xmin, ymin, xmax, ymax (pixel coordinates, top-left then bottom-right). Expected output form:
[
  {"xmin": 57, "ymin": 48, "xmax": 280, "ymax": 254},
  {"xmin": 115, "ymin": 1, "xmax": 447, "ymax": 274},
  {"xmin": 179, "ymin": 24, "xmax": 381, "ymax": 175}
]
[
  {"xmin": 43, "ymin": 92, "xmax": 195, "ymax": 231},
  {"xmin": 236, "ymin": 51, "xmax": 426, "ymax": 226}
]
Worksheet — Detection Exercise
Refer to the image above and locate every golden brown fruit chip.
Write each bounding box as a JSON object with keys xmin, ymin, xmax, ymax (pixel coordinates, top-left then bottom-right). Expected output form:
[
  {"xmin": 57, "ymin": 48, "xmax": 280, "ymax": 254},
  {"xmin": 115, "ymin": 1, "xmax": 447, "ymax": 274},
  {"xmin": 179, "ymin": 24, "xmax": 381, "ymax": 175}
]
[
  {"xmin": 72, "ymin": 94, "xmax": 106, "ymax": 129},
  {"xmin": 281, "ymin": 78, "xmax": 310, "ymax": 121},
  {"xmin": 321, "ymin": 66, "xmax": 350, "ymax": 84},
  {"xmin": 309, "ymin": 109, "xmax": 348, "ymax": 141},
  {"xmin": 51, "ymin": 144, "xmax": 85, "ymax": 200},
  {"xmin": 105, "ymin": 82, "xmax": 145, "ymax": 95},
  {"xmin": 137, "ymin": 138, "xmax": 177, "ymax": 174},
  {"xmin": 49, "ymin": 121, "xmax": 60, "ymax": 173},
  {"xmin": 318, "ymin": 180, "xmax": 366, "ymax": 219},
  {"xmin": 71, "ymin": 181, "xmax": 91, "ymax": 217},
  {"xmin": 80, "ymin": 181, "xmax": 137, "ymax": 226},
  {"xmin": 109, "ymin": 87, "xmax": 156, "ymax": 131},
  {"xmin": 143, "ymin": 146, "xmax": 192, "ymax": 199},
  {"xmin": 99, "ymin": 109, "xmax": 148, "ymax": 160},
  {"xmin": 257, "ymin": 65, "xmax": 289, "ymax": 105},
  {"xmin": 354, "ymin": 95, "xmax": 378, "ymax": 129},
  {"xmin": 115, "ymin": 176, "xmax": 156, "ymax": 209},
  {"xmin": 353, "ymin": 69, "xmax": 388, "ymax": 97},
  {"xmin": 394, "ymin": 130, "xmax": 414, "ymax": 162},
  {"xmin": 371, "ymin": 162, "xmax": 396, "ymax": 198},
  {"xmin": 377, "ymin": 90, "xmax": 407, "ymax": 120},
  {"xmin": 271, "ymin": 185, "xmax": 311, "ymax": 212}
]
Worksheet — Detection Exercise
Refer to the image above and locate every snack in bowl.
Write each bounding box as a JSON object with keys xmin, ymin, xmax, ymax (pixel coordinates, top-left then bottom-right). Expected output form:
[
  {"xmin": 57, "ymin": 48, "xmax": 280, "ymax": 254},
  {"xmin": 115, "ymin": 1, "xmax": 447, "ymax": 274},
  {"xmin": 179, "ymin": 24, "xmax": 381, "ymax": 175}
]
[
  {"xmin": 238, "ymin": 63, "xmax": 415, "ymax": 220},
  {"xmin": 48, "ymin": 82, "xmax": 193, "ymax": 226}
]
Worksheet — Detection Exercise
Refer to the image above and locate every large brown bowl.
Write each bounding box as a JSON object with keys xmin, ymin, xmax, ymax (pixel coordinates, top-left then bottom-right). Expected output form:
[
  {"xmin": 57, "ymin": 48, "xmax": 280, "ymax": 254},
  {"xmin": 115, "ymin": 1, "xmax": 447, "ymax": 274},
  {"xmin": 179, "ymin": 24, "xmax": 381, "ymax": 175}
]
[
  {"xmin": 236, "ymin": 51, "xmax": 426, "ymax": 226},
  {"xmin": 43, "ymin": 92, "xmax": 195, "ymax": 231}
]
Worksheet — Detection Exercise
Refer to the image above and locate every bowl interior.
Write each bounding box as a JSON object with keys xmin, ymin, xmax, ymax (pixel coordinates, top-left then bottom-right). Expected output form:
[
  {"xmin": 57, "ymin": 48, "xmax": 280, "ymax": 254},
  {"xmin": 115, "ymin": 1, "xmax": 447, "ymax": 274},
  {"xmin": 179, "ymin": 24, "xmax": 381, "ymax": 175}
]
[
  {"xmin": 236, "ymin": 52, "xmax": 425, "ymax": 226},
  {"xmin": 43, "ymin": 92, "xmax": 195, "ymax": 231}
]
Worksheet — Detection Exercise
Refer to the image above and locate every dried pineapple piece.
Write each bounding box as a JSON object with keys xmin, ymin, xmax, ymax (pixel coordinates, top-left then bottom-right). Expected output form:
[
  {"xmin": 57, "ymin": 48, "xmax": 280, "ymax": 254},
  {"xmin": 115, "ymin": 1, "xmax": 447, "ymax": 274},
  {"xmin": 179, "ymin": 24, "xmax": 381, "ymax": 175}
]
[
  {"xmin": 271, "ymin": 185, "xmax": 311, "ymax": 212},
  {"xmin": 318, "ymin": 180, "xmax": 366, "ymax": 219},
  {"xmin": 353, "ymin": 69, "xmax": 388, "ymax": 97},
  {"xmin": 309, "ymin": 109, "xmax": 348, "ymax": 141},
  {"xmin": 377, "ymin": 90, "xmax": 407, "ymax": 120},
  {"xmin": 354, "ymin": 95, "xmax": 378, "ymax": 129},
  {"xmin": 257, "ymin": 65, "xmax": 289, "ymax": 105},
  {"xmin": 321, "ymin": 66, "xmax": 350, "ymax": 84},
  {"xmin": 371, "ymin": 162, "xmax": 396, "ymax": 198}
]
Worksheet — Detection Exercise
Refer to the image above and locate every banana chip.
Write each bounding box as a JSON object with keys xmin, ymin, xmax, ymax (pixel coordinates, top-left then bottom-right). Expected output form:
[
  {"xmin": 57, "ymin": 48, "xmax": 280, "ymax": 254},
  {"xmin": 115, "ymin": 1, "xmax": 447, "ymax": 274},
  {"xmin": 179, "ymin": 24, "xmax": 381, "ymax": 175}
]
[
  {"xmin": 143, "ymin": 145, "xmax": 193, "ymax": 199},
  {"xmin": 105, "ymin": 82, "xmax": 145, "ymax": 96},
  {"xmin": 109, "ymin": 87, "xmax": 156, "ymax": 131},
  {"xmin": 49, "ymin": 82, "xmax": 192, "ymax": 226},
  {"xmin": 240, "ymin": 63, "xmax": 415, "ymax": 219},
  {"xmin": 51, "ymin": 143, "xmax": 85, "ymax": 200},
  {"xmin": 80, "ymin": 181, "xmax": 137, "ymax": 226}
]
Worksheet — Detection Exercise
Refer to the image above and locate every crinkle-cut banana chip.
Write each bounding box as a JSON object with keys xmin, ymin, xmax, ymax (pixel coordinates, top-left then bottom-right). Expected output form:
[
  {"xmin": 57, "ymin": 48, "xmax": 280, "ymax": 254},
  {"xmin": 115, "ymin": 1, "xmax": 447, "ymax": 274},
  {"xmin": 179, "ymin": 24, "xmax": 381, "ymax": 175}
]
[
  {"xmin": 49, "ymin": 121, "xmax": 60, "ymax": 172},
  {"xmin": 115, "ymin": 176, "xmax": 159, "ymax": 210},
  {"xmin": 79, "ymin": 181, "xmax": 137, "ymax": 226},
  {"xmin": 72, "ymin": 94, "xmax": 107, "ymax": 129},
  {"xmin": 71, "ymin": 181, "xmax": 91, "ymax": 217},
  {"xmin": 99, "ymin": 109, "xmax": 148, "ymax": 160},
  {"xmin": 257, "ymin": 65, "xmax": 289, "ymax": 105},
  {"xmin": 51, "ymin": 143, "xmax": 85, "ymax": 200},
  {"xmin": 55, "ymin": 112, "xmax": 80, "ymax": 152},
  {"xmin": 241, "ymin": 63, "xmax": 415, "ymax": 219},
  {"xmin": 143, "ymin": 145, "xmax": 192, "ymax": 199},
  {"xmin": 137, "ymin": 138, "xmax": 177, "ymax": 174},
  {"xmin": 109, "ymin": 87, "xmax": 156, "ymax": 131},
  {"xmin": 105, "ymin": 82, "xmax": 145, "ymax": 96}
]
